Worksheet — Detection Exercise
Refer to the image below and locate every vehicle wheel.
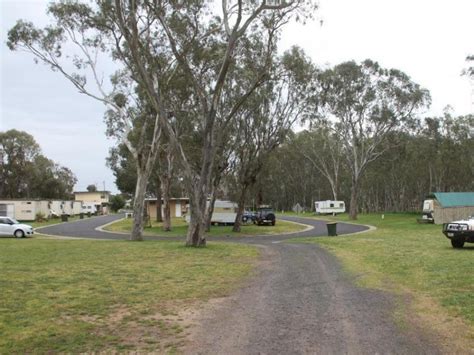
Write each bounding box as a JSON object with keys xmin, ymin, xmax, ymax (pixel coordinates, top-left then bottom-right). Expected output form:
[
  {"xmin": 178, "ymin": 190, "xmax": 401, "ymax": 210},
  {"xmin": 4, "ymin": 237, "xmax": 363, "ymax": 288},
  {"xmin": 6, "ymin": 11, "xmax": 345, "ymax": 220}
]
[
  {"xmin": 451, "ymin": 239, "xmax": 465, "ymax": 248},
  {"xmin": 242, "ymin": 216, "xmax": 248, "ymax": 223},
  {"xmin": 14, "ymin": 229, "xmax": 25, "ymax": 238}
]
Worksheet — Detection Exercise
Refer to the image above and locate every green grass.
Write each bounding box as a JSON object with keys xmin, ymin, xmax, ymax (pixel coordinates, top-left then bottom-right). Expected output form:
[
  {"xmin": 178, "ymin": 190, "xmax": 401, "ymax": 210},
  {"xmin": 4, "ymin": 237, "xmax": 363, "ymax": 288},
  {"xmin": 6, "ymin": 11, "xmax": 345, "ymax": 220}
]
[
  {"xmin": 0, "ymin": 238, "xmax": 258, "ymax": 353},
  {"xmin": 27, "ymin": 216, "xmax": 84, "ymax": 228},
  {"xmin": 291, "ymin": 212, "xmax": 474, "ymax": 345},
  {"xmin": 105, "ymin": 217, "xmax": 307, "ymax": 237}
]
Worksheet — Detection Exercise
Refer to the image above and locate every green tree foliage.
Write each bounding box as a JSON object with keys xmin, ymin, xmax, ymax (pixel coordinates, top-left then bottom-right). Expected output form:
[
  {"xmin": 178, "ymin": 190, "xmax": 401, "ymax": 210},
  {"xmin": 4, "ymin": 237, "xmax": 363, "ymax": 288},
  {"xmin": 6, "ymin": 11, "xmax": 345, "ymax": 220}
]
[
  {"xmin": 0, "ymin": 129, "xmax": 77, "ymax": 199},
  {"xmin": 259, "ymin": 114, "xmax": 474, "ymax": 213},
  {"xmin": 109, "ymin": 195, "xmax": 126, "ymax": 212},
  {"xmin": 311, "ymin": 60, "xmax": 431, "ymax": 219},
  {"xmin": 230, "ymin": 46, "xmax": 315, "ymax": 232},
  {"xmin": 86, "ymin": 184, "xmax": 97, "ymax": 192}
]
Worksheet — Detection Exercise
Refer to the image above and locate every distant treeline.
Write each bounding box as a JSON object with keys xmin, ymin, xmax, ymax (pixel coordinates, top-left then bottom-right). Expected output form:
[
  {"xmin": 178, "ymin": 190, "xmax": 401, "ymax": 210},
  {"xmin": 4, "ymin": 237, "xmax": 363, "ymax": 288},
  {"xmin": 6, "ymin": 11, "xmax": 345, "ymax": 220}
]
[{"xmin": 254, "ymin": 113, "xmax": 474, "ymax": 212}]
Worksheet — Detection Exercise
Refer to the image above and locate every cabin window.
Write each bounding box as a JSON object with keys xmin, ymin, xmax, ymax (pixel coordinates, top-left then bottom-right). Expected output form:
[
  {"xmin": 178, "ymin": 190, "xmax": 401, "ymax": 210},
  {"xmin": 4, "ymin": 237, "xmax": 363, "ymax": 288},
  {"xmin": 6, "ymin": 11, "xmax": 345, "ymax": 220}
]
[{"xmin": 330, "ymin": 203, "xmax": 334, "ymax": 208}]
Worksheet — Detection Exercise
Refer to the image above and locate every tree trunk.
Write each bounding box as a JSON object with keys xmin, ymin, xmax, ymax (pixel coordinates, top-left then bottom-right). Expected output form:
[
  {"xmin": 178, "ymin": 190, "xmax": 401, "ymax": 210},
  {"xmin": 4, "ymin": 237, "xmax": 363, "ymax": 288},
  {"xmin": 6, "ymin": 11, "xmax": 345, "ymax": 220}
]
[
  {"xmin": 205, "ymin": 186, "xmax": 218, "ymax": 233},
  {"xmin": 131, "ymin": 172, "xmax": 148, "ymax": 241},
  {"xmin": 162, "ymin": 174, "xmax": 171, "ymax": 231},
  {"xmin": 349, "ymin": 176, "xmax": 359, "ymax": 220},
  {"xmin": 155, "ymin": 175, "xmax": 163, "ymax": 222},
  {"xmin": 186, "ymin": 191, "xmax": 207, "ymax": 247},
  {"xmin": 330, "ymin": 182, "xmax": 338, "ymax": 201},
  {"xmin": 233, "ymin": 186, "xmax": 247, "ymax": 232}
]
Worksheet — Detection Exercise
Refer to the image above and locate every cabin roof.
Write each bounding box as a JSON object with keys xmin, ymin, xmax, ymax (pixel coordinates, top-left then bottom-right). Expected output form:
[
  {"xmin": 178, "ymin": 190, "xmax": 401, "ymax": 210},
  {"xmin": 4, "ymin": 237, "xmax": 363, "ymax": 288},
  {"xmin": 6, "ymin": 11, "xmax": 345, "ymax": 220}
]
[{"xmin": 430, "ymin": 192, "xmax": 474, "ymax": 208}]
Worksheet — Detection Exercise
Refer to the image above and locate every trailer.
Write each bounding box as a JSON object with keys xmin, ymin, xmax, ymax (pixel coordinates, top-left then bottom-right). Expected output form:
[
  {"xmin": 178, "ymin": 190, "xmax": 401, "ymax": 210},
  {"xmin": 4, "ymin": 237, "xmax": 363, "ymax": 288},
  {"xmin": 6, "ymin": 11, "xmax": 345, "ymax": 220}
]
[
  {"xmin": 315, "ymin": 200, "xmax": 345, "ymax": 215},
  {"xmin": 0, "ymin": 203, "xmax": 15, "ymax": 218},
  {"xmin": 81, "ymin": 202, "xmax": 98, "ymax": 215},
  {"xmin": 185, "ymin": 200, "xmax": 237, "ymax": 225}
]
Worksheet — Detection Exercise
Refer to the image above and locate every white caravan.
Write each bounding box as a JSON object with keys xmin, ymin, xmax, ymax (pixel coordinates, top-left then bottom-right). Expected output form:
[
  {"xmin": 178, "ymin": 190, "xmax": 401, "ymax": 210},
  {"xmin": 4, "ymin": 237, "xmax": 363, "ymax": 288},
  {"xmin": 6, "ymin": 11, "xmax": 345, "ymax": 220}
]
[
  {"xmin": 185, "ymin": 200, "xmax": 237, "ymax": 225},
  {"xmin": 81, "ymin": 202, "xmax": 98, "ymax": 215},
  {"xmin": 315, "ymin": 200, "xmax": 346, "ymax": 215}
]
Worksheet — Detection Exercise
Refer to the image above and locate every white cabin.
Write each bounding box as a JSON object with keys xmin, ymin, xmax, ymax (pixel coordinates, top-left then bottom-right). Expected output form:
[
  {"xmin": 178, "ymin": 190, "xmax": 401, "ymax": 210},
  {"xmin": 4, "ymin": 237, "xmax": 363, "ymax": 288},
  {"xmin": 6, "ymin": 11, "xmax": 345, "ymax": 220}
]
[{"xmin": 315, "ymin": 200, "xmax": 346, "ymax": 214}]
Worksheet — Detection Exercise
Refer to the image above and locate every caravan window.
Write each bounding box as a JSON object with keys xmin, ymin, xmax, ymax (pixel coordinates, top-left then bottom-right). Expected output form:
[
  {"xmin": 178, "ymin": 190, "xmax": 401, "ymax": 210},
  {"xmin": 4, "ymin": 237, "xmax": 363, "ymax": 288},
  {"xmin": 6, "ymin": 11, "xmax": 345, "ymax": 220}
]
[
  {"xmin": 330, "ymin": 203, "xmax": 334, "ymax": 208},
  {"xmin": 339, "ymin": 203, "xmax": 344, "ymax": 207}
]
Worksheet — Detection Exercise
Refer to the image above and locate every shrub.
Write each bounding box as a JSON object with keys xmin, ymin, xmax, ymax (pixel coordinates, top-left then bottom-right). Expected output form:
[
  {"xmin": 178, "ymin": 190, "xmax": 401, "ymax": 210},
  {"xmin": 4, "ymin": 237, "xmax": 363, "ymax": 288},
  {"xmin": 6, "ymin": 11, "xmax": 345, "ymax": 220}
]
[{"xmin": 110, "ymin": 195, "xmax": 126, "ymax": 212}]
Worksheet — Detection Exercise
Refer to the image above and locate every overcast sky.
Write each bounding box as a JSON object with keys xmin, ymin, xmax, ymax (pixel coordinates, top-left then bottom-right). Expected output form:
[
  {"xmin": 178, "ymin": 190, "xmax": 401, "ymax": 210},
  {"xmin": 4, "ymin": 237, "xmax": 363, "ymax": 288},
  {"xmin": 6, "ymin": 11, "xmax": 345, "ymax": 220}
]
[{"xmin": 1, "ymin": 0, "xmax": 473, "ymax": 194}]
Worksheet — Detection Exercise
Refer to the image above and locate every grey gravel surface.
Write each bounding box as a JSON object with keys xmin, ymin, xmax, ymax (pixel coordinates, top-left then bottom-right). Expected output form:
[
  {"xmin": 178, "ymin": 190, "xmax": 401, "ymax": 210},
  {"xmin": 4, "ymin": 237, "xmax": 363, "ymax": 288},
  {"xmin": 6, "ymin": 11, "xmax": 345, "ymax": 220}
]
[
  {"xmin": 36, "ymin": 214, "xmax": 440, "ymax": 354},
  {"xmin": 188, "ymin": 243, "xmax": 440, "ymax": 355}
]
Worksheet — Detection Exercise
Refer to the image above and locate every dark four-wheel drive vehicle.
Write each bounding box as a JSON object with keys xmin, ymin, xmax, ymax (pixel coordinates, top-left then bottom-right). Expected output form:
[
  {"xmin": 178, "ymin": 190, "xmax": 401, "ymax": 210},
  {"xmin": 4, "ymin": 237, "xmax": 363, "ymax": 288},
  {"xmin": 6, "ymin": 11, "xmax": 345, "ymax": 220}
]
[
  {"xmin": 443, "ymin": 216, "xmax": 474, "ymax": 248},
  {"xmin": 254, "ymin": 206, "xmax": 276, "ymax": 226}
]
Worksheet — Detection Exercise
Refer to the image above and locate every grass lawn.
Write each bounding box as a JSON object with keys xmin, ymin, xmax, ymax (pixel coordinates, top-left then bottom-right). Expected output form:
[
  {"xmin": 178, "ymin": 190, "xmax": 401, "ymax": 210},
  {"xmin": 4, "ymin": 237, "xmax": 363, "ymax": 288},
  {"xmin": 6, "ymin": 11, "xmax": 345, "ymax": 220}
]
[
  {"xmin": 105, "ymin": 217, "xmax": 307, "ymax": 237},
  {"xmin": 0, "ymin": 238, "xmax": 258, "ymax": 353},
  {"xmin": 24, "ymin": 216, "xmax": 81, "ymax": 229},
  {"xmin": 291, "ymin": 212, "xmax": 474, "ymax": 348}
]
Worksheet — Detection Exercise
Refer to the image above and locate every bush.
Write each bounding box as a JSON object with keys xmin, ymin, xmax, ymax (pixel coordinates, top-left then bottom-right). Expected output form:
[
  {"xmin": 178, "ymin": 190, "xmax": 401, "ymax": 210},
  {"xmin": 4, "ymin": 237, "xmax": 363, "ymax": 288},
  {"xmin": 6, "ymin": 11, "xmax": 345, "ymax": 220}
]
[
  {"xmin": 35, "ymin": 212, "xmax": 46, "ymax": 222},
  {"xmin": 110, "ymin": 195, "xmax": 126, "ymax": 212}
]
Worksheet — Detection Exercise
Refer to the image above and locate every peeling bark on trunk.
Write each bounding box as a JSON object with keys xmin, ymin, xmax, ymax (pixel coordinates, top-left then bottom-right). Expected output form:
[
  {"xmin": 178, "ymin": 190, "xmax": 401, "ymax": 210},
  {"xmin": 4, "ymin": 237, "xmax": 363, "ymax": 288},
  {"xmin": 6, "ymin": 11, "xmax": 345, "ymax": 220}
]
[
  {"xmin": 186, "ymin": 191, "xmax": 207, "ymax": 247},
  {"xmin": 131, "ymin": 172, "xmax": 148, "ymax": 241}
]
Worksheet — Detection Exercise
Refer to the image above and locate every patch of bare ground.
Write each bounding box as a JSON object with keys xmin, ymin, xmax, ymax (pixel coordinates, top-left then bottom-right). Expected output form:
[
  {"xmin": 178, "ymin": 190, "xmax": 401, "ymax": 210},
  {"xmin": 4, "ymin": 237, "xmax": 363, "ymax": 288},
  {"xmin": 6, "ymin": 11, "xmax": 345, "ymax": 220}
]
[{"xmin": 92, "ymin": 302, "xmax": 203, "ymax": 353}]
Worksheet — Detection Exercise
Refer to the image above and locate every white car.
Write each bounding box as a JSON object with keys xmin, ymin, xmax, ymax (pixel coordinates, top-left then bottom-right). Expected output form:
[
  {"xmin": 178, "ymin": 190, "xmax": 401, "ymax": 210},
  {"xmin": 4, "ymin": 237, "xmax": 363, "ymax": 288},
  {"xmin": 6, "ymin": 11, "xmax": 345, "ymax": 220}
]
[
  {"xmin": 0, "ymin": 217, "xmax": 34, "ymax": 238},
  {"xmin": 443, "ymin": 216, "xmax": 474, "ymax": 248}
]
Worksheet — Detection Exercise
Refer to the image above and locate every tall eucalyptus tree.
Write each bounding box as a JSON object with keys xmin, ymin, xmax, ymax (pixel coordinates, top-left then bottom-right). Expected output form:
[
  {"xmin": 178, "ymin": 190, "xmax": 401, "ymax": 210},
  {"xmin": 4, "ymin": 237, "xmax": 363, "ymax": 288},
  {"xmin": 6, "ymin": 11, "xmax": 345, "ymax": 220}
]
[{"xmin": 313, "ymin": 60, "xmax": 430, "ymax": 219}]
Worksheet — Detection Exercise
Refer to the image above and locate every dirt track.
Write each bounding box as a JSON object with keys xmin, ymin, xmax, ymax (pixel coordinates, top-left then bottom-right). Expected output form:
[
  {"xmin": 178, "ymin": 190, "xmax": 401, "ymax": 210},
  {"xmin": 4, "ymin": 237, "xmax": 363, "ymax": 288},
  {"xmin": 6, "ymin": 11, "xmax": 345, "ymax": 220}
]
[{"xmin": 186, "ymin": 243, "xmax": 440, "ymax": 354}]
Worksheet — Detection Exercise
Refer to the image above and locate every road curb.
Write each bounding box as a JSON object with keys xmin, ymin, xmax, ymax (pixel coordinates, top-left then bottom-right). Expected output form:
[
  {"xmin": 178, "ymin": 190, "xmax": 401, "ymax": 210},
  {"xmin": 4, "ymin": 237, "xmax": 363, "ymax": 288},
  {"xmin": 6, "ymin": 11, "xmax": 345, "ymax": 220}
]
[{"xmin": 95, "ymin": 217, "xmax": 315, "ymax": 239}]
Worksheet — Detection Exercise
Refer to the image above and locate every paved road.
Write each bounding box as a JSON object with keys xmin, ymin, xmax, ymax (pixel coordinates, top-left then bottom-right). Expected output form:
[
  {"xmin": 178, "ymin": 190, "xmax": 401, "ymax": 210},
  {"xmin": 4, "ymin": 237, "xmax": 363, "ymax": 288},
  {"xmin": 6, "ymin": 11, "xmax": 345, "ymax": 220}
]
[
  {"xmin": 37, "ymin": 214, "xmax": 368, "ymax": 242},
  {"xmin": 37, "ymin": 214, "xmax": 127, "ymax": 240},
  {"xmin": 37, "ymin": 215, "xmax": 440, "ymax": 353}
]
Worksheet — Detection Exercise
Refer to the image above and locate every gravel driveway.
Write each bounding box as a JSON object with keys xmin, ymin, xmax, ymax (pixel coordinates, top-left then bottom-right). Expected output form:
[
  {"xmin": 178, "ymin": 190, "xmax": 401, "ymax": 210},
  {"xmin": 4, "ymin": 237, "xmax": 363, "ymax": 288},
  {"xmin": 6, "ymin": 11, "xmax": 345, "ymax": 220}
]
[
  {"xmin": 37, "ymin": 215, "xmax": 440, "ymax": 353},
  {"xmin": 187, "ymin": 243, "xmax": 440, "ymax": 354}
]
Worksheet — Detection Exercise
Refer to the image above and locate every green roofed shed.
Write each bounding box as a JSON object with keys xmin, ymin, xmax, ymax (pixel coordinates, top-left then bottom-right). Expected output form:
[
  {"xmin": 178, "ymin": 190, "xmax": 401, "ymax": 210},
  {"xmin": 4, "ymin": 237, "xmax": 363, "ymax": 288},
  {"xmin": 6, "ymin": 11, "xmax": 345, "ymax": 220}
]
[
  {"xmin": 431, "ymin": 192, "xmax": 474, "ymax": 208},
  {"xmin": 427, "ymin": 192, "xmax": 474, "ymax": 224}
]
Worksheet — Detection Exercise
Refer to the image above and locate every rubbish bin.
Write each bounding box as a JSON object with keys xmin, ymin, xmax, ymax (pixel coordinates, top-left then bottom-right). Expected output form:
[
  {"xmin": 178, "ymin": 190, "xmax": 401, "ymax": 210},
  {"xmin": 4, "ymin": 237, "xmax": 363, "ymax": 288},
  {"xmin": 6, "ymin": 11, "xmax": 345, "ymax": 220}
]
[
  {"xmin": 79, "ymin": 213, "xmax": 84, "ymax": 219},
  {"xmin": 61, "ymin": 214, "xmax": 68, "ymax": 222},
  {"xmin": 326, "ymin": 222, "xmax": 337, "ymax": 236}
]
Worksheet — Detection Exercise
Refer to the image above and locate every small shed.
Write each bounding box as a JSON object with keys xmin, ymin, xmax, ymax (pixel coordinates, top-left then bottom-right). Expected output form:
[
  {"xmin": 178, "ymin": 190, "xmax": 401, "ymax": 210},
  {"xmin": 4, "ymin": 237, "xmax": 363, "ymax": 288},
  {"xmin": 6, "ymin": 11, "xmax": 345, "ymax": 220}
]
[{"xmin": 429, "ymin": 192, "xmax": 474, "ymax": 224}]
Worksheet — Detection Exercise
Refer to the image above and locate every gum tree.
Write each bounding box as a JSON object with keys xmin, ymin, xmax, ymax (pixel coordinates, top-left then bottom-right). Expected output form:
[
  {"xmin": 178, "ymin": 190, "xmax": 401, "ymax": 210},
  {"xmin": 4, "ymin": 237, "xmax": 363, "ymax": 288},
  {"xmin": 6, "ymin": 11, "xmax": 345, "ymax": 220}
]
[
  {"xmin": 313, "ymin": 60, "xmax": 430, "ymax": 219},
  {"xmin": 7, "ymin": 1, "xmax": 163, "ymax": 240},
  {"xmin": 231, "ymin": 46, "xmax": 314, "ymax": 232},
  {"xmin": 148, "ymin": 0, "xmax": 317, "ymax": 246},
  {"xmin": 8, "ymin": 0, "xmax": 317, "ymax": 246}
]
